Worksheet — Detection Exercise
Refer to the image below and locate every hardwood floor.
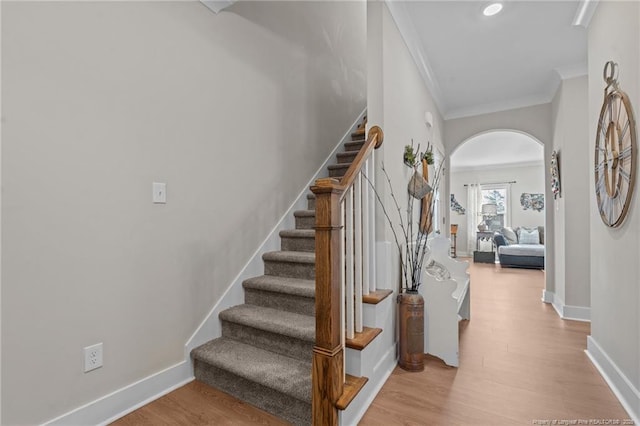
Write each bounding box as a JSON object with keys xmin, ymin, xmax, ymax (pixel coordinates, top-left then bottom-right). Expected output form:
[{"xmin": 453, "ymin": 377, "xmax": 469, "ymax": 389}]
[
  {"xmin": 112, "ymin": 380, "xmax": 288, "ymax": 426},
  {"xmin": 361, "ymin": 262, "xmax": 629, "ymax": 425},
  {"xmin": 112, "ymin": 262, "xmax": 631, "ymax": 425}
]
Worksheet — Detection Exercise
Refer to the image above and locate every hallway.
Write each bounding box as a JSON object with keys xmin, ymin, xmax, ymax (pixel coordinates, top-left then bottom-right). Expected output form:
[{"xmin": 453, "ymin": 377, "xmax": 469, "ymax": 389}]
[
  {"xmin": 360, "ymin": 262, "xmax": 630, "ymax": 425},
  {"xmin": 113, "ymin": 262, "xmax": 631, "ymax": 425}
]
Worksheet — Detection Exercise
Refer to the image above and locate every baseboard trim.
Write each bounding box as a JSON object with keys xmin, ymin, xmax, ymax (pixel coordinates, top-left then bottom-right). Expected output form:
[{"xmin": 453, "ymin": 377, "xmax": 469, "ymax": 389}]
[
  {"xmin": 562, "ymin": 304, "xmax": 590, "ymax": 322},
  {"xmin": 43, "ymin": 111, "xmax": 368, "ymax": 426},
  {"xmin": 541, "ymin": 290, "xmax": 590, "ymax": 322},
  {"xmin": 541, "ymin": 289, "xmax": 554, "ymax": 303},
  {"xmin": 341, "ymin": 344, "xmax": 397, "ymax": 426},
  {"xmin": 43, "ymin": 361, "xmax": 193, "ymax": 426},
  {"xmin": 585, "ymin": 336, "xmax": 640, "ymax": 425},
  {"xmin": 185, "ymin": 108, "xmax": 367, "ymax": 355}
]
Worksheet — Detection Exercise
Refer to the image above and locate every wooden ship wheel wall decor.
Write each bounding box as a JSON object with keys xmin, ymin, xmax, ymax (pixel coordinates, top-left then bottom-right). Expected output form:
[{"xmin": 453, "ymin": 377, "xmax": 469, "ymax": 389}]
[{"xmin": 594, "ymin": 61, "xmax": 637, "ymax": 228}]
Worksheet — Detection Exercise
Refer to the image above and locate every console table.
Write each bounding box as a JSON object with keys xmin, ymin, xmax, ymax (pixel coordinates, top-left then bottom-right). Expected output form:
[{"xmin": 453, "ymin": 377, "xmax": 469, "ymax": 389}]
[{"xmin": 473, "ymin": 231, "xmax": 495, "ymax": 263}]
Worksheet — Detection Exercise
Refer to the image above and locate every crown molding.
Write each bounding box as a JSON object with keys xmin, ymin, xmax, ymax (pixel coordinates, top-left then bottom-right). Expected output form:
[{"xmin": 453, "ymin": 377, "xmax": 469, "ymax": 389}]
[
  {"xmin": 200, "ymin": 0, "xmax": 235, "ymax": 14},
  {"xmin": 444, "ymin": 94, "xmax": 552, "ymax": 121},
  {"xmin": 555, "ymin": 62, "xmax": 588, "ymax": 80},
  {"xmin": 450, "ymin": 160, "xmax": 544, "ymax": 173},
  {"xmin": 385, "ymin": 1, "xmax": 587, "ymax": 122},
  {"xmin": 573, "ymin": 0, "xmax": 599, "ymax": 28},
  {"xmin": 384, "ymin": 1, "xmax": 448, "ymax": 115}
]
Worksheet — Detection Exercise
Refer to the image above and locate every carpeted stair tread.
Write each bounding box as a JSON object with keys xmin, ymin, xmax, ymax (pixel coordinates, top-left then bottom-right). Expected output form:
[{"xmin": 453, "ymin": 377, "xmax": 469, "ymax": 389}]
[
  {"xmin": 243, "ymin": 275, "xmax": 315, "ymax": 298},
  {"xmin": 220, "ymin": 304, "xmax": 314, "ymax": 342},
  {"xmin": 192, "ymin": 337, "xmax": 312, "ymax": 402},
  {"xmin": 280, "ymin": 229, "xmax": 315, "ymax": 239},
  {"xmin": 328, "ymin": 163, "xmax": 351, "ymax": 171},
  {"xmin": 293, "ymin": 209, "xmax": 315, "ymax": 218},
  {"xmin": 344, "ymin": 140, "xmax": 365, "ymax": 151},
  {"xmin": 263, "ymin": 250, "xmax": 315, "ymax": 264}
]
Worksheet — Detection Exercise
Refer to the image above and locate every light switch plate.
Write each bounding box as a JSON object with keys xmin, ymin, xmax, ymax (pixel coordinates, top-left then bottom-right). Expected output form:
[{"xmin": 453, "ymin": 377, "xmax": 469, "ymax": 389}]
[{"xmin": 153, "ymin": 182, "xmax": 166, "ymax": 204}]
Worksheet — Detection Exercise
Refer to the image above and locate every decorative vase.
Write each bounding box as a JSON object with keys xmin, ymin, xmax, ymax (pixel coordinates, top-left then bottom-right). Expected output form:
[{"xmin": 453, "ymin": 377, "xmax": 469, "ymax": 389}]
[{"xmin": 398, "ymin": 291, "xmax": 425, "ymax": 371}]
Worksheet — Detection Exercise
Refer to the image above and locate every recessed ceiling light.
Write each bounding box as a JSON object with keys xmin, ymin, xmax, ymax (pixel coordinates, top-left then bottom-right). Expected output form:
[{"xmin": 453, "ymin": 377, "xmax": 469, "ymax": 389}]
[{"xmin": 483, "ymin": 3, "xmax": 503, "ymax": 17}]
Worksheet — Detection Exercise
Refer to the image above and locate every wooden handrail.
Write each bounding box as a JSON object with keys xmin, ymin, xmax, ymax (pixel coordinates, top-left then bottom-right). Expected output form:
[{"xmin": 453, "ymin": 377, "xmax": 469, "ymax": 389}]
[
  {"xmin": 337, "ymin": 126, "xmax": 384, "ymax": 195},
  {"xmin": 310, "ymin": 126, "xmax": 383, "ymax": 426}
]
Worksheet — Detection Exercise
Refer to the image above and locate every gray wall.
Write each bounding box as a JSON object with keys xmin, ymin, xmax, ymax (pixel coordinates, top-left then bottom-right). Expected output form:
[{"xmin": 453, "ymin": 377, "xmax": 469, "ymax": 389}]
[
  {"xmin": 450, "ymin": 163, "xmax": 545, "ymax": 257},
  {"xmin": 444, "ymin": 104, "xmax": 555, "ymax": 294},
  {"xmin": 1, "ymin": 2, "xmax": 365, "ymax": 423},
  {"xmin": 368, "ymin": 3, "xmax": 446, "ymax": 289},
  {"xmin": 588, "ymin": 0, "xmax": 640, "ymax": 412},
  {"xmin": 550, "ymin": 76, "xmax": 590, "ymax": 311}
]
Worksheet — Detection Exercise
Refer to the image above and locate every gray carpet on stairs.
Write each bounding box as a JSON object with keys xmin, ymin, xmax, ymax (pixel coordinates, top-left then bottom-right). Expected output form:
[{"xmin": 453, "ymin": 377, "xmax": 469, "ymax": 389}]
[{"xmin": 191, "ymin": 127, "xmax": 363, "ymax": 425}]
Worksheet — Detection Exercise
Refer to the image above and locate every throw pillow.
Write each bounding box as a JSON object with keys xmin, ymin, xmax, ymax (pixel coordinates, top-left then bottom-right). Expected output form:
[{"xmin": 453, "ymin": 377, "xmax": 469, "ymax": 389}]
[
  {"xmin": 538, "ymin": 226, "xmax": 545, "ymax": 244},
  {"xmin": 519, "ymin": 228, "xmax": 540, "ymax": 245},
  {"xmin": 501, "ymin": 227, "xmax": 518, "ymax": 244}
]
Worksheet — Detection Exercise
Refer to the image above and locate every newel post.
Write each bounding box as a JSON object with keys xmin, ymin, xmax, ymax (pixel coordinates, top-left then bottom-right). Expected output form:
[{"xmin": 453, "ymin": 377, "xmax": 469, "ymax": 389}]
[{"xmin": 311, "ymin": 178, "xmax": 343, "ymax": 426}]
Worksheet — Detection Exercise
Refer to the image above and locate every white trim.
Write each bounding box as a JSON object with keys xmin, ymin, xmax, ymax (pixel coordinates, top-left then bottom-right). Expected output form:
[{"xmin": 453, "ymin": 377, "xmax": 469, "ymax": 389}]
[
  {"xmin": 384, "ymin": 1, "xmax": 447, "ymax": 115},
  {"xmin": 572, "ymin": 0, "xmax": 599, "ymax": 27},
  {"xmin": 200, "ymin": 0, "xmax": 235, "ymax": 14},
  {"xmin": 41, "ymin": 110, "xmax": 368, "ymax": 426},
  {"xmin": 445, "ymin": 94, "xmax": 552, "ymax": 120},
  {"xmin": 541, "ymin": 289, "xmax": 554, "ymax": 304},
  {"xmin": 340, "ymin": 344, "xmax": 397, "ymax": 426},
  {"xmin": 184, "ymin": 108, "xmax": 367, "ymax": 355},
  {"xmin": 43, "ymin": 362, "xmax": 193, "ymax": 426},
  {"xmin": 541, "ymin": 290, "xmax": 591, "ymax": 322},
  {"xmin": 451, "ymin": 160, "xmax": 544, "ymax": 173},
  {"xmin": 585, "ymin": 336, "xmax": 640, "ymax": 425},
  {"xmin": 554, "ymin": 62, "xmax": 588, "ymax": 80},
  {"xmin": 562, "ymin": 304, "xmax": 591, "ymax": 322}
]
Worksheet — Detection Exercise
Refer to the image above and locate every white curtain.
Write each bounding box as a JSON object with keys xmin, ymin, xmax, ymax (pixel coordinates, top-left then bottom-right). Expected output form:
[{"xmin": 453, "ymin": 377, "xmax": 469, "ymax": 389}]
[
  {"xmin": 466, "ymin": 184, "xmax": 480, "ymax": 254},
  {"xmin": 504, "ymin": 183, "xmax": 512, "ymax": 227}
]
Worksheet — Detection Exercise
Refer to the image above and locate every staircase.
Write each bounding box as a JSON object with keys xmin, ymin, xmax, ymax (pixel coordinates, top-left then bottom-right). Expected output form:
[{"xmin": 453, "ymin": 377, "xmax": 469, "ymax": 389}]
[{"xmin": 191, "ymin": 120, "xmax": 386, "ymax": 425}]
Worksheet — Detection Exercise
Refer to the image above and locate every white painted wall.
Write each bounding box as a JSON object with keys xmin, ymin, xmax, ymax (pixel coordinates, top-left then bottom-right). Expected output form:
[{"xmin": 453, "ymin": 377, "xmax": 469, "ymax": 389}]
[
  {"xmin": 444, "ymin": 104, "xmax": 555, "ymax": 294},
  {"xmin": 550, "ymin": 76, "xmax": 590, "ymax": 315},
  {"xmin": 1, "ymin": 2, "xmax": 366, "ymax": 424},
  {"xmin": 587, "ymin": 2, "xmax": 640, "ymax": 421},
  {"xmin": 450, "ymin": 164, "xmax": 545, "ymax": 256}
]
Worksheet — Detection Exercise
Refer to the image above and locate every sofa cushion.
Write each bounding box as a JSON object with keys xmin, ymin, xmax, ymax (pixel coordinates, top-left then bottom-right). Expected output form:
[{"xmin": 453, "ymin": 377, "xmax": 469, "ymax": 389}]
[
  {"xmin": 493, "ymin": 233, "xmax": 508, "ymax": 247},
  {"xmin": 499, "ymin": 244, "xmax": 544, "ymax": 257},
  {"xmin": 518, "ymin": 228, "xmax": 539, "ymax": 244},
  {"xmin": 501, "ymin": 227, "xmax": 518, "ymax": 244}
]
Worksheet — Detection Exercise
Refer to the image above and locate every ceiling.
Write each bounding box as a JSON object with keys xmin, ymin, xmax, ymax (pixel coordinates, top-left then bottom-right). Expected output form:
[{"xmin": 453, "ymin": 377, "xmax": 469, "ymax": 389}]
[
  {"xmin": 387, "ymin": 0, "xmax": 592, "ymax": 120},
  {"xmin": 450, "ymin": 131, "xmax": 544, "ymax": 170}
]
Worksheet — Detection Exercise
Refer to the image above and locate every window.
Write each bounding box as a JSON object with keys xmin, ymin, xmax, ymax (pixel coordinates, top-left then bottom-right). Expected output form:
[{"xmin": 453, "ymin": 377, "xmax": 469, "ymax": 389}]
[{"xmin": 480, "ymin": 185, "xmax": 509, "ymax": 231}]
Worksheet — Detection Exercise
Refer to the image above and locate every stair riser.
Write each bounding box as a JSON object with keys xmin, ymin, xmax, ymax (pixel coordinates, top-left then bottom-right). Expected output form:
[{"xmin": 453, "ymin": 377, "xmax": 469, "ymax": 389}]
[
  {"xmin": 281, "ymin": 236, "xmax": 315, "ymax": 252},
  {"xmin": 307, "ymin": 197, "xmax": 316, "ymax": 210},
  {"xmin": 295, "ymin": 216, "xmax": 315, "ymax": 230},
  {"xmin": 245, "ymin": 288, "xmax": 315, "ymax": 316},
  {"xmin": 222, "ymin": 321, "xmax": 313, "ymax": 362},
  {"xmin": 344, "ymin": 141, "xmax": 364, "ymax": 152},
  {"xmin": 329, "ymin": 166, "xmax": 349, "ymax": 178},
  {"xmin": 194, "ymin": 362, "xmax": 311, "ymax": 426},
  {"xmin": 265, "ymin": 260, "xmax": 315, "ymax": 280},
  {"xmin": 337, "ymin": 152, "xmax": 358, "ymax": 164}
]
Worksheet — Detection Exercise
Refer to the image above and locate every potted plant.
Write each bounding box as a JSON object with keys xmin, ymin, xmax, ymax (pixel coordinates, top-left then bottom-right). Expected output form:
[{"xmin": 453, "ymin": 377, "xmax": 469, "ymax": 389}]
[{"xmin": 368, "ymin": 141, "xmax": 444, "ymax": 371}]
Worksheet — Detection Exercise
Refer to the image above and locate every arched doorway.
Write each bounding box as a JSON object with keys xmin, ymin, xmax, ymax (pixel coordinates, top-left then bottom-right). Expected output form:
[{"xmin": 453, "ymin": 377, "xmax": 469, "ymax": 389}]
[{"xmin": 449, "ymin": 130, "xmax": 545, "ymax": 260}]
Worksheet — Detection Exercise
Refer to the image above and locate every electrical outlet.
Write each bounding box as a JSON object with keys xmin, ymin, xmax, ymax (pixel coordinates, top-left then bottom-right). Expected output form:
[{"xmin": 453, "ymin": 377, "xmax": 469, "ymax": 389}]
[{"xmin": 84, "ymin": 343, "xmax": 103, "ymax": 373}]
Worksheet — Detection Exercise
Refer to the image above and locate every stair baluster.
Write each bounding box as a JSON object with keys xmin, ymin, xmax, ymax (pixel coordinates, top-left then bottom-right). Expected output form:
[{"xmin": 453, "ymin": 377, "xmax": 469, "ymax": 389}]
[{"xmin": 311, "ymin": 126, "xmax": 383, "ymax": 426}]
